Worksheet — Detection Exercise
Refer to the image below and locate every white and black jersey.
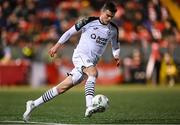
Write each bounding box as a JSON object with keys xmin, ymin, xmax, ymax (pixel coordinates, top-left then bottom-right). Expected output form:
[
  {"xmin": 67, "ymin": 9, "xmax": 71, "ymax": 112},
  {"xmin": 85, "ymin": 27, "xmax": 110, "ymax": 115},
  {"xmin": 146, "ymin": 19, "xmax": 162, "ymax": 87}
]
[{"xmin": 58, "ymin": 17, "xmax": 120, "ymax": 64}]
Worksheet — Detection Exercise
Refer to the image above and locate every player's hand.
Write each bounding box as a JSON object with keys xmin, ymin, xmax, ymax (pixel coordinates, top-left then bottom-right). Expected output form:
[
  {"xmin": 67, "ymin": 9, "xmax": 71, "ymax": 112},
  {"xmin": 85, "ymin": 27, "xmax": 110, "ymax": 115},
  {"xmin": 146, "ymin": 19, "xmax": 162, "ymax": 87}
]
[
  {"xmin": 49, "ymin": 43, "xmax": 61, "ymax": 57},
  {"xmin": 114, "ymin": 58, "xmax": 120, "ymax": 67}
]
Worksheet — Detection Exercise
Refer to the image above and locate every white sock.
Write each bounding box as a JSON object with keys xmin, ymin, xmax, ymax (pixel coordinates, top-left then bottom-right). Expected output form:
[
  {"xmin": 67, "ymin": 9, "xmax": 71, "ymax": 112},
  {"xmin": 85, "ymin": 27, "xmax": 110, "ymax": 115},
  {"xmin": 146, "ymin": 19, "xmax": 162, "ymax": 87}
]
[
  {"xmin": 86, "ymin": 95, "xmax": 94, "ymax": 108},
  {"xmin": 34, "ymin": 87, "xmax": 58, "ymax": 107},
  {"xmin": 85, "ymin": 76, "xmax": 96, "ymax": 108}
]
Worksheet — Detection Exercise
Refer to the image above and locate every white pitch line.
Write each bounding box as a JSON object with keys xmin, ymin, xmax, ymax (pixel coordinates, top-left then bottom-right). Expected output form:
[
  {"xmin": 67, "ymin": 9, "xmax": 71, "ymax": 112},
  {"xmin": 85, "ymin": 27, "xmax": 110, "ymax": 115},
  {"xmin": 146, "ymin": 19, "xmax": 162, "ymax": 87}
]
[{"xmin": 0, "ymin": 120, "xmax": 69, "ymax": 125}]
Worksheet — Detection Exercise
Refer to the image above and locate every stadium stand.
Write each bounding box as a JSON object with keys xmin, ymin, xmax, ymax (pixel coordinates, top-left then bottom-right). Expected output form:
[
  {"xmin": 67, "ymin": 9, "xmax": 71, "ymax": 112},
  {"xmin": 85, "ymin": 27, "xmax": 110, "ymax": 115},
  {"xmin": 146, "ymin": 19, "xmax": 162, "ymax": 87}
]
[{"xmin": 0, "ymin": 0, "xmax": 180, "ymax": 86}]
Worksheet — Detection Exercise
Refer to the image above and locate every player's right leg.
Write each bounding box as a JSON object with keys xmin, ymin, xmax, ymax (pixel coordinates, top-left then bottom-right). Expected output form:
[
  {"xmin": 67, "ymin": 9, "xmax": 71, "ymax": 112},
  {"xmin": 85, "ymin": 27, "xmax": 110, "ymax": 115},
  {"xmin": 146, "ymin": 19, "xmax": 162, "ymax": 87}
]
[
  {"xmin": 23, "ymin": 68, "xmax": 84, "ymax": 122},
  {"xmin": 23, "ymin": 76, "xmax": 73, "ymax": 122}
]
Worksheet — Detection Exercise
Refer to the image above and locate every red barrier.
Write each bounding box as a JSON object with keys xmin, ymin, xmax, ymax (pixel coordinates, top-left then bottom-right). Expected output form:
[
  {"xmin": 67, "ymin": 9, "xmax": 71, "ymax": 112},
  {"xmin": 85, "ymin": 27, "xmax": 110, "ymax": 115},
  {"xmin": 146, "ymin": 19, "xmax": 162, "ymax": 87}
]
[
  {"xmin": 0, "ymin": 61, "xmax": 123, "ymax": 86},
  {"xmin": 0, "ymin": 62, "xmax": 29, "ymax": 86},
  {"xmin": 46, "ymin": 63, "xmax": 59, "ymax": 85},
  {"xmin": 97, "ymin": 63, "xmax": 123, "ymax": 85},
  {"xmin": 54, "ymin": 62, "xmax": 123, "ymax": 85}
]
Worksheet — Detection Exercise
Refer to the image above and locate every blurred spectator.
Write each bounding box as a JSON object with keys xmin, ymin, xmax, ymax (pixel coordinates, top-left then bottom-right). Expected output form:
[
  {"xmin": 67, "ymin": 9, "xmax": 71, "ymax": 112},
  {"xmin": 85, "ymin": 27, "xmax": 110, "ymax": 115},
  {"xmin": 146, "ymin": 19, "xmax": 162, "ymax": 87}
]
[
  {"xmin": 122, "ymin": 49, "xmax": 145, "ymax": 83},
  {"xmin": 147, "ymin": 1, "xmax": 157, "ymax": 22},
  {"xmin": 162, "ymin": 20, "xmax": 175, "ymax": 38},
  {"xmin": 136, "ymin": 25, "xmax": 152, "ymax": 61},
  {"xmin": 160, "ymin": 52, "xmax": 177, "ymax": 86},
  {"xmin": 119, "ymin": 21, "xmax": 137, "ymax": 43},
  {"xmin": 0, "ymin": 42, "xmax": 11, "ymax": 64},
  {"xmin": 146, "ymin": 40, "xmax": 161, "ymax": 85}
]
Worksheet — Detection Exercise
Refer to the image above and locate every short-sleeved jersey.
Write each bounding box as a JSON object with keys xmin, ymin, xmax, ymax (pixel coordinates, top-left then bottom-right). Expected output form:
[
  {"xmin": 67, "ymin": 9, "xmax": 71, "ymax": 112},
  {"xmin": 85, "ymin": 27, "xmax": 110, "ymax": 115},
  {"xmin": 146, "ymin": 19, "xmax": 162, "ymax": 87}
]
[{"xmin": 74, "ymin": 17, "xmax": 119, "ymax": 64}]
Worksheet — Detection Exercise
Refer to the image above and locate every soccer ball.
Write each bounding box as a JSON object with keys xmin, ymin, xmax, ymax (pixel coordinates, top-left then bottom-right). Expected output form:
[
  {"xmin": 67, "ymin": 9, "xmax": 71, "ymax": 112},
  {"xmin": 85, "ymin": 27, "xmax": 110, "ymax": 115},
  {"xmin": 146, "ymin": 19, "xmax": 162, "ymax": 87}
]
[{"xmin": 92, "ymin": 94, "xmax": 109, "ymax": 112}]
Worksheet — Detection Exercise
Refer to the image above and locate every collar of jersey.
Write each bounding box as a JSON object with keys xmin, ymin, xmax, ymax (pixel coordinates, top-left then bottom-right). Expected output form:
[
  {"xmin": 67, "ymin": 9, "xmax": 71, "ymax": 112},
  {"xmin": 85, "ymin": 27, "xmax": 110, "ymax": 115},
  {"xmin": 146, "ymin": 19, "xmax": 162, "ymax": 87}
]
[{"xmin": 98, "ymin": 17, "xmax": 108, "ymax": 25}]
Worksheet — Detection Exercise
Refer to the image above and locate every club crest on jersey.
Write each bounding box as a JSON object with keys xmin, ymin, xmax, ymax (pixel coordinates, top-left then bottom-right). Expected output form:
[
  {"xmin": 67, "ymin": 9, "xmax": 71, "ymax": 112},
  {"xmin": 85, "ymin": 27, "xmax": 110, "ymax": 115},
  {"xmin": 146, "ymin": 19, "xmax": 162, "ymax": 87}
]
[{"xmin": 93, "ymin": 27, "xmax": 98, "ymax": 30}]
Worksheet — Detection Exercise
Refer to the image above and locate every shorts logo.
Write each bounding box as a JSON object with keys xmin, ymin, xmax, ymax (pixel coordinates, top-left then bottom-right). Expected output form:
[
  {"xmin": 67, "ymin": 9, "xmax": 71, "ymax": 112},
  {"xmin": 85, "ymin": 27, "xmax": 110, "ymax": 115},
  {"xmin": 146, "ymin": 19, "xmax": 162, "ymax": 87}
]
[{"xmin": 86, "ymin": 59, "xmax": 91, "ymax": 63}]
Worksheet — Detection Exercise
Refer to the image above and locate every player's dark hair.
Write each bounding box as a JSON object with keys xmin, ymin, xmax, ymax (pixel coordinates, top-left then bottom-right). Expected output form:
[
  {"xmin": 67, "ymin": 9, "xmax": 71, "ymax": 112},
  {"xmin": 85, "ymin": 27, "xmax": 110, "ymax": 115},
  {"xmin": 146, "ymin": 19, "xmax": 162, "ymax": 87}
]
[{"xmin": 102, "ymin": 1, "xmax": 117, "ymax": 13}]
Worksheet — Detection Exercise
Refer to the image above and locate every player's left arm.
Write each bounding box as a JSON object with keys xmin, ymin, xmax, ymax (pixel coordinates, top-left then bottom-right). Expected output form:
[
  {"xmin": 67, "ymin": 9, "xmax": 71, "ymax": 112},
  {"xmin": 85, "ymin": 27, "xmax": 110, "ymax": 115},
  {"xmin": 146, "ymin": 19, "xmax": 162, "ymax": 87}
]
[
  {"xmin": 111, "ymin": 28, "xmax": 120, "ymax": 67},
  {"xmin": 112, "ymin": 42, "xmax": 120, "ymax": 66}
]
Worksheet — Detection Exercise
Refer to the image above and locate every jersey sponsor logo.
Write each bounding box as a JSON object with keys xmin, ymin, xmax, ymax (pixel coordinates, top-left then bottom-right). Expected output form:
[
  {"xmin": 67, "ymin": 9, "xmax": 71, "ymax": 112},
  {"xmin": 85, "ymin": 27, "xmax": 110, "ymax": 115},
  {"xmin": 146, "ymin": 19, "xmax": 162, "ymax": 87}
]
[
  {"xmin": 90, "ymin": 34, "xmax": 107, "ymax": 46},
  {"xmin": 96, "ymin": 36, "xmax": 107, "ymax": 46}
]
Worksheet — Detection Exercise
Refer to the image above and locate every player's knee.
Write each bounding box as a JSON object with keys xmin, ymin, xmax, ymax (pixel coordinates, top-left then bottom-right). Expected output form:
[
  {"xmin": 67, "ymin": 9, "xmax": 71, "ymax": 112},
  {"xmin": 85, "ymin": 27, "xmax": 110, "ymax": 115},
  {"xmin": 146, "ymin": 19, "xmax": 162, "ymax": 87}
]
[
  {"xmin": 88, "ymin": 70, "xmax": 98, "ymax": 78},
  {"xmin": 70, "ymin": 68, "xmax": 84, "ymax": 84}
]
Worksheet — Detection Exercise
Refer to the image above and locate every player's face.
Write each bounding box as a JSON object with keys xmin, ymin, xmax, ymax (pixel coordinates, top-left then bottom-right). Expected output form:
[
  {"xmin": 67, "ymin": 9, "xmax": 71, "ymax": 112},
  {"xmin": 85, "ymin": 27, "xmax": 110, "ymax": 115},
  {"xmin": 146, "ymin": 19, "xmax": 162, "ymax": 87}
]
[{"xmin": 100, "ymin": 10, "xmax": 115, "ymax": 25}]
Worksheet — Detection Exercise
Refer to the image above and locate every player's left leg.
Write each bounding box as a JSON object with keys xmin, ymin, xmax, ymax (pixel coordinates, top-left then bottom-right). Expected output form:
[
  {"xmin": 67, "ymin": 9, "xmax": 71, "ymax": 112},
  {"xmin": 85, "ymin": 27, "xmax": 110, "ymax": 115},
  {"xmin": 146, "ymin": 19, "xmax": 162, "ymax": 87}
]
[
  {"xmin": 83, "ymin": 66, "xmax": 100, "ymax": 117},
  {"xmin": 72, "ymin": 53, "xmax": 101, "ymax": 117}
]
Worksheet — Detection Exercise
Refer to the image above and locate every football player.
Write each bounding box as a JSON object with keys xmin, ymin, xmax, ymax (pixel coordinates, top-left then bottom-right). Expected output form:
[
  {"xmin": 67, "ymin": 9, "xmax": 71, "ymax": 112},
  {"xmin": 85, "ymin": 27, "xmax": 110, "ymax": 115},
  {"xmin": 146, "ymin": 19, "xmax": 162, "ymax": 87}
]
[{"xmin": 23, "ymin": 1, "xmax": 120, "ymax": 122}]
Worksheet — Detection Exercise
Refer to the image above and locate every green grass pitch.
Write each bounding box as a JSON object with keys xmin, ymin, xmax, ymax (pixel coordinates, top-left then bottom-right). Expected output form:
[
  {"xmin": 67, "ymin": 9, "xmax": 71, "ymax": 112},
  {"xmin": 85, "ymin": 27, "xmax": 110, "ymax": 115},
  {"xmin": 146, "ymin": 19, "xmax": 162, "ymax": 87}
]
[{"xmin": 0, "ymin": 84, "xmax": 180, "ymax": 124}]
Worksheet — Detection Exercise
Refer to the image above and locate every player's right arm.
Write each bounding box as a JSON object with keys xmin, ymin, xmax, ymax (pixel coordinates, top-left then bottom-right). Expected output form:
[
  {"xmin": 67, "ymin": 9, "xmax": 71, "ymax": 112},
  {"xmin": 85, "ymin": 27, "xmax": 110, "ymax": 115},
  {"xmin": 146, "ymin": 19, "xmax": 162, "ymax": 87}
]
[
  {"xmin": 49, "ymin": 26, "xmax": 78, "ymax": 57},
  {"xmin": 49, "ymin": 17, "xmax": 96, "ymax": 57}
]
